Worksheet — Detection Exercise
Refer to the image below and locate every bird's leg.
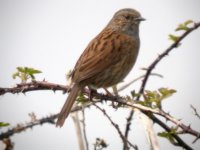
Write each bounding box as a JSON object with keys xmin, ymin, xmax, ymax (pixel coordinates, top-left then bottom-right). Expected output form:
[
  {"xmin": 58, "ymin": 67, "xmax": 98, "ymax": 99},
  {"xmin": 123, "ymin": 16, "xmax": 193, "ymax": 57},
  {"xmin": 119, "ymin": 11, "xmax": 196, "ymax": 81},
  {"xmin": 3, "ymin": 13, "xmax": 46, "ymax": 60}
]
[
  {"xmin": 103, "ymin": 88, "xmax": 114, "ymax": 96},
  {"xmin": 103, "ymin": 88, "xmax": 120, "ymax": 109},
  {"xmin": 88, "ymin": 87, "xmax": 97, "ymax": 101}
]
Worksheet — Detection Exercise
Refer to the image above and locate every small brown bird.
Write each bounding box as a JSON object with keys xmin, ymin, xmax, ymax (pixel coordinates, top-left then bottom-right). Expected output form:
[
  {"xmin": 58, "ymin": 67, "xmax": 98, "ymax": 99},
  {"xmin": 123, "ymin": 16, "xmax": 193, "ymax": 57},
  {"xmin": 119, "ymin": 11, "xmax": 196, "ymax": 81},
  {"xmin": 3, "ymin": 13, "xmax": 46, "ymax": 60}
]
[{"xmin": 56, "ymin": 8, "xmax": 145, "ymax": 127}]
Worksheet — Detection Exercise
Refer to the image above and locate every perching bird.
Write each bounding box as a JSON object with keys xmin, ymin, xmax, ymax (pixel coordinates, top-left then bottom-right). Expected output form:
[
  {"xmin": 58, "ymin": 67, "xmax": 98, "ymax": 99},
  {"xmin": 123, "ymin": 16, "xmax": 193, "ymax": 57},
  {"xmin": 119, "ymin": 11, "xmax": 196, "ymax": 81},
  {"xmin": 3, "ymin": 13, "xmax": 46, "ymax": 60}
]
[{"xmin": 56, "ymin": 8, "xmax": 145, "ymax": 127}]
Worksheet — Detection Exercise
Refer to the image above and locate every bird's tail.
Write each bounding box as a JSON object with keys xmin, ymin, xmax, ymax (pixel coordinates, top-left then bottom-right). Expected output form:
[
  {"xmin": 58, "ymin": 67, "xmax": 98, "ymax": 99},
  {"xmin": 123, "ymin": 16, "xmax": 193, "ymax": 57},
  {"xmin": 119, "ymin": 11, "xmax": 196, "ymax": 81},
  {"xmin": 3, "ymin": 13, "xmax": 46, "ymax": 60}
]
[{"xmin": 56, "ymin": 84, "xmax": 81, "ymax": 127}]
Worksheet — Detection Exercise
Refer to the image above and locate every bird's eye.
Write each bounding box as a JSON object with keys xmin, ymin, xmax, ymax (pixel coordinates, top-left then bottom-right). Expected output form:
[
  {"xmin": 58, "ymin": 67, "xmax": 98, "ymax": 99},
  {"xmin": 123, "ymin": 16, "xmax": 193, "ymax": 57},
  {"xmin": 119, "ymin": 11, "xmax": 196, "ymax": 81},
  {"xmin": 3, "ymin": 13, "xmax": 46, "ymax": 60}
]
[{"xmin": 124, "ymin": 15, "xmax": 131, "ymax": 20}]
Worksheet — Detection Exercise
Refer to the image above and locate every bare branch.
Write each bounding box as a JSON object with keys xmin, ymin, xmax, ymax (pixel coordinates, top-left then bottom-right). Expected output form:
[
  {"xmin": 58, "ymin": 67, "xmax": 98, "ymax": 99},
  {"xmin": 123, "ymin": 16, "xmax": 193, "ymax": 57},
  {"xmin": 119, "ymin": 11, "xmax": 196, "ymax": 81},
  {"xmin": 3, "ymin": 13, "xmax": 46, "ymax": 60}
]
[
  {"xmin": 137, "ymin": 22, "xmax": 200, "ymax": 100},
  {"xmin": 109, "ymin": 98, "xmax": 200, "ymax": 138},
  {"xmin": 0, "ymin": 114, "xmax": 57, "ymax": 140},
  {"xmin": 0, "ymin": 81, "xmax": 69, "ymax": 95},
  {"xmin": 1, "ymin": 81, "xmax": 199, "ymax": 142},
  {"xmin": 0, "ymin": 81, "xmax": 199, "ymax": 149},
  {"xmin": 2, "ymin": 138, "xmax": 14, "ymax": 150},
  {"xmin": 190, "ymin": 105, "xmax": 200, "ymax": 120},
  {"xmin": 81, "ymin": 109, "xmax": 89, "ymax": 150},
  {"xmin": 71, "ymin": 112, "xmax": 85, "ymax": 150},
  {"xmin": 151, "ymin": 115, "xmax": 193, "ymax": 150},
  {"xmin": 93, "ymin": 103, "xmax": 138, "ymax": 150},
  {"xmin": 0, "ymin": 103, "xmax": 92, "ymax": 140},
  {"xmin": 192, "ymin": 134, "xmax": 200, "ymax": 144},
  {"xmin": 118, "ymin": 73, "xmax": 163, "ymax": 92},
  {"xmin": 123, "ymin": 110, "xmax": 134, "ymax": 150}
]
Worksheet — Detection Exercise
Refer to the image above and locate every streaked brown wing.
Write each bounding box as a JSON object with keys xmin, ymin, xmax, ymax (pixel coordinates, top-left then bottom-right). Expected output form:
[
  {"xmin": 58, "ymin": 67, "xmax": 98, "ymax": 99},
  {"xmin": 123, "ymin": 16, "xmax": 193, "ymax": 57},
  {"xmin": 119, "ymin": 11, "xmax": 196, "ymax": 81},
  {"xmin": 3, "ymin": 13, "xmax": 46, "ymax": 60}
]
[{"xmin": 71, "ymin": 29, "xmax": 134, "ymax": 83}]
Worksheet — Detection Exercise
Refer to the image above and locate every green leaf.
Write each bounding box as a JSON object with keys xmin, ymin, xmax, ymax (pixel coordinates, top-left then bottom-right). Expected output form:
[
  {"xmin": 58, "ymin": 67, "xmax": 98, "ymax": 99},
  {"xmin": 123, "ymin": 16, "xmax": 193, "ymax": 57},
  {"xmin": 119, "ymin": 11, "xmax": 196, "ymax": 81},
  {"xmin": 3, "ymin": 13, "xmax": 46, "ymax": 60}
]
[
  {"xmin": 169, "ymin": 34, "xmax": 180, "ymax": 42},
  {"xmin": 176, "ymin": 20, "xmax": 194, "ymax": 31},
  {"xmin": 158, "ymin": 132, "xmax": 176, "ymax": 143},
  {"xmin": 0, "ymin": 122, "xmax": 10, "ymax": 127},
  {"xmin": 176, "ymin": 24, "xmax": 189, "ymax": 31},
  {"xmin": 130, "ymin": 90, "xmax": 140, "ymax": 98},
  {"xmin": 138, "ymin": 101, "xmax": 149, "ymax": 106},
  {"xmin": 13, "ymin": 67, "xmax": 42, "ymax": 82},
  {"xmin": 76, "ymin": 93, "xmax": 89, "ymax": 104},
  {"xmin": 24, "ymin": 67, "xmax": 42, "ymax": 75},
  {"xmin": 158, "ymin": 127, "xmax": 178, "ymax": 144},
  {"xmin": 159, "ymin": 88, "xmax": 176, "ymax": 100},
  {"xmin": 143, "ymin": 88, "xmax": 177, "ymax": 109},
  {"xmin": 158, "ymin": 88, "xmax": 176, "ymax": 96},
  {"xmin": 12, "ymin": 72, "xmax": 19, "ymax": 79},
  {"xmin": 184, "ymin": 20, "xmax": 193, "ymax": 26},
  {"xmin": 17, "ymin": 67, "xmax": 26, "ymax": 73},
  {"xmin": 30, "ymin": 74, "xmax": 35, "ymax": 79}
]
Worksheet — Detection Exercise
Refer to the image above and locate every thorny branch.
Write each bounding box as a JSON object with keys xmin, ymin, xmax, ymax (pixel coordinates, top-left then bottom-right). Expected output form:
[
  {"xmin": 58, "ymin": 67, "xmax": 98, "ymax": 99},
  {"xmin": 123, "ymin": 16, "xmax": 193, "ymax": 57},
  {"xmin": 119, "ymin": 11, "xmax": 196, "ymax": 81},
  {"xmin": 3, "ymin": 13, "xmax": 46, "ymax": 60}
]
[
  {"xmin": 190, "ymin": 105, "xmax": 200, "ymax": 120},
  {"xmin": 0, "ymin": 114, "xmax": 57, "ymax": 140},
  {"xmin": 150, "ymin": 115, "xmax": 193, "ymax": 150},
  {"xmin": 0, "ymin": 81, "xmax": 200, "ymax": 143},
  {"xmin": 81, "ymin": 109, "xmax": 89, "ymax": 150},
  {"xmin": 0, "ymin": 103, "xmax": 93, "ymax": 140},
  {"xmin": 123, "ymin": 21, "xmax": 200, "ymax": 150},
  {"xmin": 93, "ymin": 103, "xmax": 138, "ymax": 150},
  {"xmin": 138, "ymin": 22, "xmax": 200, "ymax": 100},
  {"xmin": 2, "ymin": 138, "xmax": 14, "ymax": 150},
  {"xmin": 71, "ymin": 112, "xmax": 85, "ymax": 150},
  {"xmin": 118, "ymin": 73, "xmax": 163, "ymax": 92},
  {"xmin": 0, "ymin": 80, "xmax": 69, "ymax": 95}
]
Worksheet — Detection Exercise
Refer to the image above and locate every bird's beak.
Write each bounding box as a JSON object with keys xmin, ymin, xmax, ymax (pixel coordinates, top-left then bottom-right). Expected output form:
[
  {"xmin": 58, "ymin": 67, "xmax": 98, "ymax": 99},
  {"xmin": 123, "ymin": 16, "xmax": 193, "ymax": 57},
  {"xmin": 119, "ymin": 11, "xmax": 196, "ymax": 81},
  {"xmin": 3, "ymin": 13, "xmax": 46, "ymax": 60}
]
[{"xmin": 136, "ymin": 17, "xmax": 146, "ymax": 21}]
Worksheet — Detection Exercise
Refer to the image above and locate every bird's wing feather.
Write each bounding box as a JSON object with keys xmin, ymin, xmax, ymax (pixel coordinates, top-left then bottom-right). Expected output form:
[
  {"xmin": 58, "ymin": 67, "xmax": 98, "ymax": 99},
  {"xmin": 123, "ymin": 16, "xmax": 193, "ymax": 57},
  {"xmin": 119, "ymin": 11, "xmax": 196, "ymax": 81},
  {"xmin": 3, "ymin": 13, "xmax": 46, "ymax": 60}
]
[{"xmin": 72, "ymin": 29, "xmax": 134, "ymax": 83}]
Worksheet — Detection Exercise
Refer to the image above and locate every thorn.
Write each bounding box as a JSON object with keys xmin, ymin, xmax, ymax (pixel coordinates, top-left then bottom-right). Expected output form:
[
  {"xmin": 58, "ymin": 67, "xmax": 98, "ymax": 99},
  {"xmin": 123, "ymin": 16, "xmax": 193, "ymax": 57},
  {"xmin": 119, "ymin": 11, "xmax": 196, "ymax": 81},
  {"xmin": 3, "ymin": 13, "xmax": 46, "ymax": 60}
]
[
  {"xmin": 16, "ymin": 84, "xmax": 22, "ymax": 87},
  {"xmin": 187, "ymin": 124, "xmax": 191, "ymax": 129},
  {"xmin": 140, "ymin": 67, "xmax": 148, "ymax": 71},
  {"xmin": 192, "ymin": 136, "xmax": 200, "ymax": 144},
  {"xmin": 22, "ymin": 91, "xmax": 26, "ymax": 95},
  {"xmin": 178, "ymin": 118, "xmax": 182, "ymax": 121},
  {"xmin": 52, "ymin": 89, "xmax": 56, "ymax": 93},
  {"xmin": 62, "ymin": 90, "xmax": 67, "ymax": 94}
]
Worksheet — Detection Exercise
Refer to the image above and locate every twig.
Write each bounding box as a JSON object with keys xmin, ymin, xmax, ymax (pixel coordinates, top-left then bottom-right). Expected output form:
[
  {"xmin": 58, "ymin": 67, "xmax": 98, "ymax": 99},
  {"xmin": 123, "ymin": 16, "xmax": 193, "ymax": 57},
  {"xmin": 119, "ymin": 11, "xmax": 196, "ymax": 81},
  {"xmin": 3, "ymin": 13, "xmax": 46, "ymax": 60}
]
[
  {"xmin": 0, "ymin": 80, "xmax": 69, "ymax": 95},
  {"xmin": 2, "ymin": 102, "xmax": 194, "ymax": 149},
  {"xmin": 2, "ymin": 138, "xmax": 14, "ymax": 150},
  {"xmin": 0, "ymin": 73, "xmax": 162, "ymax": 96},
  {"xmin": 190, "ymin": 105, "xmax": 200, "ymax": 120},
  {"xmin": 71, "ymin": 112, "xmax": 85, "ymax": 150},
  {"xmin": 109, "ymin": 98, "xmax": 200, "ymax": 138},
  {"xmin": 0, "ymin": 114, "xmax": 57, "ymax": 140},
  {"xmin": 137, "ymin": 22, "xmax": 200, "ymax": 100},
  {"xmin": 192, "ymin": 134, "xmax": 200, "ymax": 144},
  {"xmin": 1, "ymin": 81, "xmax": 200, "ymax": 141},
  {"xmin": 0, "ymin": 99, "xmax": 197, "ymax": 150},
  {"xmin": 81, "ymin": 109, "xmax": 89, "ymax": 150},
  {"xmin": 123, "ymin": 110, "xmax": 134, "ymax": 150},
  {"xmin": 135, "ymin": 109, "xmax": 160, "ymax": 150},
  {"xmin": 0, "ymin": 103, "xmax": 93, "ymax": 141},
  {"xmin": 118, "ymin": 73, "xmax": 163, "ymax": 92},
  {"xmin": 150, "ymin": 115, "xmax": 193, "ymax": 150},
  {"xmin": 1, "ymin": 81, "xmax": 199, "ymax": 139},
  {"xmin": 124, "ymin": 21, "xmax": 200, "ymax": 150},
  {"xmin": 93, "ymin": 103, "xmax": 138, "ymax": 150},
  {"xmin": 94, "ymin": 138, "xmax": 108, "ymax": 150}
]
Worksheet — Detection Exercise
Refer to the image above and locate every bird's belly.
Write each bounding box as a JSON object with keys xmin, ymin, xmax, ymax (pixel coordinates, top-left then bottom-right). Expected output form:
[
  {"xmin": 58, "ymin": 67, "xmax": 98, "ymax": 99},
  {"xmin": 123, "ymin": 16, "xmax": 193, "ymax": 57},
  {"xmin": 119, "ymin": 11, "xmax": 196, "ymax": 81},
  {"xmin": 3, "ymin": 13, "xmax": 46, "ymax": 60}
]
[{"xmin": 89, "ymin": 55, "xmax": 136, "ymax": 88}]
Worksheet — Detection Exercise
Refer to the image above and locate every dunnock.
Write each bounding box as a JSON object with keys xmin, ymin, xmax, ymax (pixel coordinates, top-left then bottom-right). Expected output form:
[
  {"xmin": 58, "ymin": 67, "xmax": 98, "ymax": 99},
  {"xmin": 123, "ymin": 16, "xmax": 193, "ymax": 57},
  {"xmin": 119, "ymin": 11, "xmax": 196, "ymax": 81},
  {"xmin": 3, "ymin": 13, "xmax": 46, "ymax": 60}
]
[{"xmin": 56, "ymin": 8, "xmax": 145, "ymax": 127}]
